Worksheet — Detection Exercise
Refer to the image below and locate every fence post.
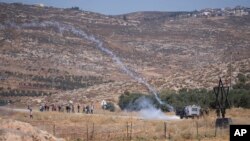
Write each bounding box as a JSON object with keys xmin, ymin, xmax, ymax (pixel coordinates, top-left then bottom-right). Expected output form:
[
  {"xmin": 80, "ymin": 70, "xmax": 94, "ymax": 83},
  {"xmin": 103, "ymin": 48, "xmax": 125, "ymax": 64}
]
[
  {"xmin": 164, "ymin": 122, "xmax": 167, "ymax": 139},
  {"xmin": 108, "ymin": 131, "xmax": 111, "ymax": 140},
  {"xmin": 214, "ymin": 121, "xmax": 217, "ymax": 137},
  {"xmin": 91, "ymin": 123, "xmax": 95, "ymax": 140},
  {"xmin": 87, "ymin": 123, "xmax": 89, "ymax": 141},
  {"xmin": 196, "ymin": 121, "xmax": 199, "ymax": 140},
  {"xmin": 204, "ymin": 118, "xmax": 207, "ymax": 137},
  {"xmin": 74, "ymin": 121, "xmax": 76, "ymax": 141},
  {"xmin": 126, "ymin": 122, "xmax": 129, "ymax": 140},
  {"xmin": 130, "ymin": 122, "xmax": 132, "ymax": 141},
  {"xmin": 43, "ymin": 121, "xmax": 45, "ymax": 130},
  {"xmin": 53, "ymin": 124, "xmax": 56, "ymax": 136}
]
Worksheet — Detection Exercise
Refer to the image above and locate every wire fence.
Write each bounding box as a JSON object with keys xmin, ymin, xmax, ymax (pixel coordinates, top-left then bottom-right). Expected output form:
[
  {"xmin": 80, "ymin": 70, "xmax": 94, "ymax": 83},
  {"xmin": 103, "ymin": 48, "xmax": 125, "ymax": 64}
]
[
  {"xmin": 26, "ymin": 120, "xmax": 160, "ymax": 141},
  {"xmin": 25, "ymin": 117, "xmax": 229, "ymax": 141}
]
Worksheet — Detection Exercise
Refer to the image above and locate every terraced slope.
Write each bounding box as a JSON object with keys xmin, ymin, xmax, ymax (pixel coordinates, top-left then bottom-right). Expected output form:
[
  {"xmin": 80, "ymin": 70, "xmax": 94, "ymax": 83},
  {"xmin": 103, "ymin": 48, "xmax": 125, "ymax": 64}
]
[{"xmin": 0, "ymin": 3, "xmax": 249, "ymax": 103}]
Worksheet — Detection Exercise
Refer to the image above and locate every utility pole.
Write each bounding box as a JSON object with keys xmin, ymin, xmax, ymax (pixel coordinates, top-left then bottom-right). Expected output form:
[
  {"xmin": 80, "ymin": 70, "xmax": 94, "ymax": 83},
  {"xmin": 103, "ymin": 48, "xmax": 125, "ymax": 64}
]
[
  {"xmin": 228, "ymin": 36, "xmax": 239, "ymax": 90},
  {"xmin": 195, "ymin": 47, "xmax": 198, "ymax": 87},
  {"xmin": 229, "ymin": 49, "xmax": 239, "ymax": 90},
  {"xmin": 229, "ymin": 51, "xmax": 232, "ymax": 89},
  {"xmin": 195, "ymin": 47, "xmax": 201, "ymax": 88}
]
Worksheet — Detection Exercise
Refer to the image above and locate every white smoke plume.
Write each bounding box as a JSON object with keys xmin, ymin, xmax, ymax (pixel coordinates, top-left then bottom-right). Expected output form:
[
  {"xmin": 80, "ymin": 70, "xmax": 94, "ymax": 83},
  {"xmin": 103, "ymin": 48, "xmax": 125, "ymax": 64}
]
[
  {"xmin": 1, "ymin": 21, "xmax": 173, "ymax": 110},
  {"xmin": 131, "ymin": 97, "xmax": 178, "ymax": 120}
]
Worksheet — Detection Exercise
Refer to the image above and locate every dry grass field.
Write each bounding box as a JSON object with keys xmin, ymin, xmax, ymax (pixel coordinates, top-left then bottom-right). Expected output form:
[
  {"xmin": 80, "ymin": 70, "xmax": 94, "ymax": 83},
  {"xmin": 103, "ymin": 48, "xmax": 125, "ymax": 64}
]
[{"xmin": 0, "ymin": 107, "xmax": 249, "ymax": 141}]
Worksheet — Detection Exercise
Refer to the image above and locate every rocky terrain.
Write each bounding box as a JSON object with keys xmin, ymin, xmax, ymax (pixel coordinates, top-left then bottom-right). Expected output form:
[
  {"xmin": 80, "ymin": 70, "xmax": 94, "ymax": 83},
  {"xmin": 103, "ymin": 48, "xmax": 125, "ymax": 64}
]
[
  {"xmin": 0, "ymin": 118, "xmax": 64, "ymax": 141},
  {"xmin": 0, "ymin": 3, "xmax": 250, "ymax": 104}
]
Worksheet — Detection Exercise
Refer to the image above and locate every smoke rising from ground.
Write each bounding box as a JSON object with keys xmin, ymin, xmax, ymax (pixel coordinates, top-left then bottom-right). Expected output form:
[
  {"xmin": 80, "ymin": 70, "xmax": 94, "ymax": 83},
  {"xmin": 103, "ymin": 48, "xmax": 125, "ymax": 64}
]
[
  {"xmin": 1, "ymin": 21, "xmax": 173, "ymax": 110},
  {"xmin": 128, "ymin": 97, "xmax": 178, "ymax": 120}
]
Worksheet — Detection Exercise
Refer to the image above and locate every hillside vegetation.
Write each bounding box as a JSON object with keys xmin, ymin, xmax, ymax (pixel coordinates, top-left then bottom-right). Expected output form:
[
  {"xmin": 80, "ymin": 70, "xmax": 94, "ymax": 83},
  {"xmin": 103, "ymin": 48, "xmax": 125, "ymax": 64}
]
[{"xmin": 0, "ymin": 3, "xmax": 250, "ymax": 104}]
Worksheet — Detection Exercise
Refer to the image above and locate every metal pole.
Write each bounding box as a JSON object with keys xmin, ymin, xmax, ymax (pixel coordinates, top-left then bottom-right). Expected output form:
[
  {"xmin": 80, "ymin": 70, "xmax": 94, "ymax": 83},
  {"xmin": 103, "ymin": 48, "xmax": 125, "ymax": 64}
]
[
  {"xmin": 126, "ymin": 122, "xmax": 129, "ymax": 140},
  {"xmin": 196, "ymin": 121, "xmax": 199, "ymax": 140},
  {"xmin": 130, "ymin": 121, "xmax": 133, "ymax": 140},
  {"xmin": 230, "ymin": 52, "xmax": 232, "ymax": 89},
  {"xmin": 92, "ymin": 123, "xmax": 94, "ymax": 140},
  {"xmin": 164, "ymin": 122, "xmax": 167, "ymax": 139},
  {"xmin": 87, "ymin": 123, "xmax": 89, "ymax": 141},
  {"xmin": 53, "ymin": 124, "xmax": 55, "ymax": 136}
]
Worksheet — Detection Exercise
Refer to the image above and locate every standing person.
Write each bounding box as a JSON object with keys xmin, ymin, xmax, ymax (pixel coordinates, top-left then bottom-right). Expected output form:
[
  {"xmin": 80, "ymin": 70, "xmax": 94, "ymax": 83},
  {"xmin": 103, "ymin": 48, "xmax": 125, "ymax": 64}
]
[
  {"xmin": 77, "ymin": 104, "xmax": 80, "ymax": 113},
  {"xmin": 58, "ymin": 105, "xmax": 61, "ymax": 112},
  {"xmin": 82, "ymin": 104, "xmax": 85, "ymax": 113},
  {"xmin": 85, "ymin": 105, "xmax": 89, "ymax": 114},
  {"xmin": 51, "ymin": 104, "xmax": 54, "ymax": 111},
  {"xmin": 44, "ymin": 103, "xmax": 48, "ymax": 111},
  {"xmin": 90, "ymin": 104, "xmax": 94, "ymax": 114},
  {"xmin": 216, "ymin": 108, "xmax": 220, "ymax": 117},
  {"xmin": 66, "ymin": 105, "xmax": 69, "ymax": 113},
  {"xmin": 27, "ymin": 104, "xmax": 30, "ymax": 110},
  {"xmin": 101, "ymin": 100, "xmax": 107, "ymax": 110},
  {"xmin": 221, "ymin": 108, "xmax": 226, "ymax": 118},
  {"xmin": 39, "ymin": 105, "xmax": 43, "ymax": 112},
  {"xmin": 29, "ymin": 108, "xmax": 33, "ymax": 119},
  {"xmin": 54, "ymin": 104, "xmax": 57, "ymax": 111},
  {"xmin": 72, "ymin": 104, "xmax": 75, "ymax": 113},
  {"xmin": 205, "ymin": 108, "xmax": 209, "ymax": 116}
]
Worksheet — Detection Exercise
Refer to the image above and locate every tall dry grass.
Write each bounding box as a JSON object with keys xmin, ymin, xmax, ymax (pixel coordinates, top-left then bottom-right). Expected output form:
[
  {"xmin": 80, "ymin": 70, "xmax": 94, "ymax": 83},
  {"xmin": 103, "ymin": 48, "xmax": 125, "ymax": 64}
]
[{"xmin": 0, "ymin": 108, "xmax": 249, "ymax": 141}]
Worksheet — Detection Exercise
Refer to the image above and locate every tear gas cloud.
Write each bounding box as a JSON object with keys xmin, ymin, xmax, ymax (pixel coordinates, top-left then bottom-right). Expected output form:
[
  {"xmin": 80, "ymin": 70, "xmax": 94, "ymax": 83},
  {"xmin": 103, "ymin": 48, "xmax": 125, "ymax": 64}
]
[{"xmin": 128, "ymin": 97, "xmax": 178, "ymax": 120}]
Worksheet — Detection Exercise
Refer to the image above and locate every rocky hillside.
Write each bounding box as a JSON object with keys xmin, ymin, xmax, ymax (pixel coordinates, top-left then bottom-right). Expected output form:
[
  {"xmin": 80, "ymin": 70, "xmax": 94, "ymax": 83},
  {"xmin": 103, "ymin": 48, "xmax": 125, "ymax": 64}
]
[{"xmin": 0, "ymin": 3, "xmax": 250, "ymax": 103}]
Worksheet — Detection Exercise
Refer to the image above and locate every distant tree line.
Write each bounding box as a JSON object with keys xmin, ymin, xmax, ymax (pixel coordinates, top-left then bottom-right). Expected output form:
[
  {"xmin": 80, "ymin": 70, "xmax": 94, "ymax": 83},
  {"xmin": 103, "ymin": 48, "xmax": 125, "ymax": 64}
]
[
  {"xmin": 1, "ymin": 71, "xmax": 108, "ymax": 90},
  {"xmin": 0, "ymin": 88, "xmax": 51, "ymax": 97},
  {"xmin": 32, "ymin": 75, "xmax": 105, "ymax": 90},
  {"xmin": 70, "ymin": 7, "xmax": 80, "ymax": 11},
  {"xmin": 119, "ymin": 73, "xmax": 250, "ymax": 111},
  {"xmin": 0, "ymin": 100, "xmax": 8, "ymax": 106}
]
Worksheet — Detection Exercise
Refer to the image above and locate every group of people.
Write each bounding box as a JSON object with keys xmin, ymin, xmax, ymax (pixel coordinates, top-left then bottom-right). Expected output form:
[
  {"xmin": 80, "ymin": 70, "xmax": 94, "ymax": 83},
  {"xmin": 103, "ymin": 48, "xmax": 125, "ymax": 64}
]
[
  {"xmin": 39, "ymin": 103, "xmax": 95, "ymax": 114},
  {"xmin": 84, "ymin": 104, "xmax": 94, "ymax": 114},
  {"xmin": 26, "ymin": 100, "xmax": 109, "ymax": 119}
]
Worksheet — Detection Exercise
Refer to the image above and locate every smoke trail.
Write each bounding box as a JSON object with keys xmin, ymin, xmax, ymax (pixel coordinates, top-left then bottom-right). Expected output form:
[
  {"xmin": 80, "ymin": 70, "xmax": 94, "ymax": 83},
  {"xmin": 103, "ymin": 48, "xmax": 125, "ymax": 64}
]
[{"xmin": 1, "ymin": 21, "xmax": 173, "ymax": 110}]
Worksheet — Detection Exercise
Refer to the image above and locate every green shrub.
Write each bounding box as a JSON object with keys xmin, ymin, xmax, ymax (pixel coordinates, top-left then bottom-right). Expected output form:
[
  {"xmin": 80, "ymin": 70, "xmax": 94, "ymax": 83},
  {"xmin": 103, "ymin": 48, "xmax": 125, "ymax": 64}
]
[
  {"xmin": 118, "ymin": 92, "xmax": 145, "ymax": 110},
  {"xmin": 237, "ymin": 73, "xmax": 246, "ymax": 83},
  {"xmin": 118, "ymin": 82, "xmax": 250, "ymax": 112}
]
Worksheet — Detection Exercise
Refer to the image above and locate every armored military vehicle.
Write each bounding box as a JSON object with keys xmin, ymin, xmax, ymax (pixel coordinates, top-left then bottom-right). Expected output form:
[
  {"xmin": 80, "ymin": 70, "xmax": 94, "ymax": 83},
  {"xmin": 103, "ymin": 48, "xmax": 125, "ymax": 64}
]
[{"xmin": 176, "ymin": 105, "xmax": 201, "ymax": 119}]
